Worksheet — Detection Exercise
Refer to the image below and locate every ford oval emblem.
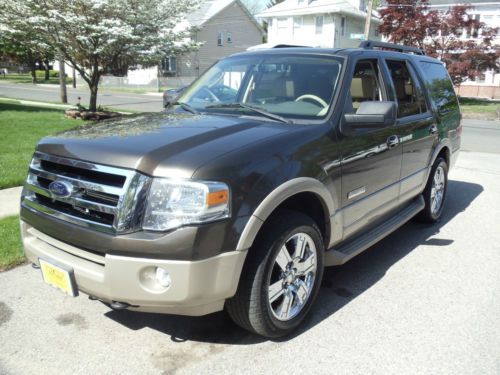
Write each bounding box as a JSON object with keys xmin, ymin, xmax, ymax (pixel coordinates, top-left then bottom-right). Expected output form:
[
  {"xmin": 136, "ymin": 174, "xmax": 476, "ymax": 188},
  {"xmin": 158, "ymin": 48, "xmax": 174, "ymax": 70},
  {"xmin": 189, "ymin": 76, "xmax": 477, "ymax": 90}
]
[{"xmin": 48, "ymin": 180, "xmax": 73, "ymax": 198}]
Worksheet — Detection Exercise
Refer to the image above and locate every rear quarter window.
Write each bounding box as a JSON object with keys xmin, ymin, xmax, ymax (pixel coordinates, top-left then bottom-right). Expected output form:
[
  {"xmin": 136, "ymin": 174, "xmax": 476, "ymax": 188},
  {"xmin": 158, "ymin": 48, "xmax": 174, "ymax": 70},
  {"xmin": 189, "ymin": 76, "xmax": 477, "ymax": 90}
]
[{"xmin": 418, "ymin": 61, "xmax": 459, "ymax": 116}]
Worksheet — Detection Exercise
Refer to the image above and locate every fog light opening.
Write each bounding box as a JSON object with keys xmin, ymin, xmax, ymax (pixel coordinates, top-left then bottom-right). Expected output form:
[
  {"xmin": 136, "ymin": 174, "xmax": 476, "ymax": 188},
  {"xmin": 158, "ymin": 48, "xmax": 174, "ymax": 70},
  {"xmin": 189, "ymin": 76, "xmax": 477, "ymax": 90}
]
[{"xmin": 155, "ymin": 267, "xmax": 172, "ymax": 289}]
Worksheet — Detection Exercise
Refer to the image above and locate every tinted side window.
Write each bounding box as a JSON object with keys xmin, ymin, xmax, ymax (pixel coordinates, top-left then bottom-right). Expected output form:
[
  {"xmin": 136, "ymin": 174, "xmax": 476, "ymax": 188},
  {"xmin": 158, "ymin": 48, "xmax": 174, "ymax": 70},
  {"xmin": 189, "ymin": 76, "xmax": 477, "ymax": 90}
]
[
  {"xmin": 419, "ymin": 61, "xmax": 458, "ymax": 116},
  {"xmin": 348, "ymin": 60, "xmax": 382, "ymax": 113},
  {"xmin": 386, "ymin": 60, "xmax": 426, "ymax": 118}
]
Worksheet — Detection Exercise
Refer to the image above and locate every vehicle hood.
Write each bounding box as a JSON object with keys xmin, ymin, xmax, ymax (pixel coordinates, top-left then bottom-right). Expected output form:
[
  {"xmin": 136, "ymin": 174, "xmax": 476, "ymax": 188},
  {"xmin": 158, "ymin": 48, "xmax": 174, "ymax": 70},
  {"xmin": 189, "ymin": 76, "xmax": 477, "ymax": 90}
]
[{"xmin": 37, "ymin": 112, "xmax": 291, "ymax": 177}]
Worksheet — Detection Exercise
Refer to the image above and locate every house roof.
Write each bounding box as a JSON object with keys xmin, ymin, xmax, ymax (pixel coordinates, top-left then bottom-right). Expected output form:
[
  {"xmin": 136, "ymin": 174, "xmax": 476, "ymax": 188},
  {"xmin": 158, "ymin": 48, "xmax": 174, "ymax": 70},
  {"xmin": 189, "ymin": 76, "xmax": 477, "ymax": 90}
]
[
  {"xmin": 186, "ymin": 0, "xmax": 235, "ymax": 27},
  {"xmin": 184, "ymin": 0, "xmax": 264, "ymax": 33},
  {"xmin": 256, "ymin": 0, "xmax": 380, "ymax": 22}
]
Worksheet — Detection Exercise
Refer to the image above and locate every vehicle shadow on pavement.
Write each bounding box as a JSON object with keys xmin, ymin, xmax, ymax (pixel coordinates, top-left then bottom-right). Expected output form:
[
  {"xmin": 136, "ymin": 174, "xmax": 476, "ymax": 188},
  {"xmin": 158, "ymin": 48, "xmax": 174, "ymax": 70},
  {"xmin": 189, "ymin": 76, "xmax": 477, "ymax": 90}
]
[{"xmin": 105, "ymin": 179, "xmax": 483, "ymax": 344}]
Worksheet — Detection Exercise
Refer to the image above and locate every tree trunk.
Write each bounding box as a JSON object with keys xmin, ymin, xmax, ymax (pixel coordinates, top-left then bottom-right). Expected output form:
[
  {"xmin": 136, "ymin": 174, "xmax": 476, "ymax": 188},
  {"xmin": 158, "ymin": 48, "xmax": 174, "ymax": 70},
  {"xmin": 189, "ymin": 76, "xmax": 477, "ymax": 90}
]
[
  {"xmin": 30, "ymin": 60, "xmax": 37, "ymax": 84},
  {"xmin": 89, "ymin": 83, "xmax": 98, "ymax": 112},
  {"xmin": 44, "ymin": 60, "xmax": 50, "ymax": 81},
  {"xmin": 88, "ymin": 61, "xmax": 100, "ymax": 112},
  {"xmin": 58, "ymin": 57, "xmax": 67, "ymax": 103}
]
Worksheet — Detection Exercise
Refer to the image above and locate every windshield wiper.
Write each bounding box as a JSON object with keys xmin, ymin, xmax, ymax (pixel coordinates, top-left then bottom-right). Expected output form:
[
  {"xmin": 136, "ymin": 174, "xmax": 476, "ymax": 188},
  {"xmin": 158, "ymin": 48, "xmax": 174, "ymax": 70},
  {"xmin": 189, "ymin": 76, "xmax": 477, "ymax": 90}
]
[
  {"xmin": 205, "ymin": 103, "xmax": 293, "ymax": 124},
  {"xmin": 170, "ymin": 101, "xmax": 199, "ymax": 115}
]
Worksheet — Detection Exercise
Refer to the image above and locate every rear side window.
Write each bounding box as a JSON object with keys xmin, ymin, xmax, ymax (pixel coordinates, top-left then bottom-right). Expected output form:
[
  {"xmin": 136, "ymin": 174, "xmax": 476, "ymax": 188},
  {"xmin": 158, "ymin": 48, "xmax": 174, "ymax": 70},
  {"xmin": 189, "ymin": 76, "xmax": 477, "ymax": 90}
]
[
  {"xmin": 386, "ymin": 60, "xmax": 427, "ymax": 118},
  {"xmin": 418, "ymin": 61, "xmax": 458, "ymax": 116}
]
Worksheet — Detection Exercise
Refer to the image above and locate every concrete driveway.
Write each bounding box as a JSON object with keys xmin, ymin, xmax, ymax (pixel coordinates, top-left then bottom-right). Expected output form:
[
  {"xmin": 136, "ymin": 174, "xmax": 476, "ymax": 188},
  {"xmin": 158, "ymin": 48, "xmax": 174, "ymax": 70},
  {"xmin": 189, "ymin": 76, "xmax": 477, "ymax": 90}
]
[{"xmin": 1, "ymin": 151, "xmax": 499, "ymax": 374}]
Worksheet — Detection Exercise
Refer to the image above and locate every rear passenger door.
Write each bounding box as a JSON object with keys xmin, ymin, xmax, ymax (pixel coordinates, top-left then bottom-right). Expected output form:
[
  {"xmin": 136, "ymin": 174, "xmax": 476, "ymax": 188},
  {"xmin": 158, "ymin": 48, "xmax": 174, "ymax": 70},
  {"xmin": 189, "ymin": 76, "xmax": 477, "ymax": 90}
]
[{"xmin": 383, "ymin": 59, "xmax": 438, "ymax": 202}]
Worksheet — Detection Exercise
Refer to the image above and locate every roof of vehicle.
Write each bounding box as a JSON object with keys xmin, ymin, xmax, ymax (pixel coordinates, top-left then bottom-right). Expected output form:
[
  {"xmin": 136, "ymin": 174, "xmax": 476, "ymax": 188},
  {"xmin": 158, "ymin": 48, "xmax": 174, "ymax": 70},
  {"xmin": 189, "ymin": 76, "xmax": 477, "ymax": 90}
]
[{"xmin": 229, "ymin": 46, "xmax": 442, "ymax": 65}]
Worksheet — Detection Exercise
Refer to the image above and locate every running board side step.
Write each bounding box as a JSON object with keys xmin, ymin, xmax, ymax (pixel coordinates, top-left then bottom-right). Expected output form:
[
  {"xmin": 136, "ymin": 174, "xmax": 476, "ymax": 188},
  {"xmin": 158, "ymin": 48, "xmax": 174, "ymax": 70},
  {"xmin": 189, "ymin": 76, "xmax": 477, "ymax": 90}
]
[{"xmin": 324, "ymin": 195, "xmax": 425, "ymax": 266}]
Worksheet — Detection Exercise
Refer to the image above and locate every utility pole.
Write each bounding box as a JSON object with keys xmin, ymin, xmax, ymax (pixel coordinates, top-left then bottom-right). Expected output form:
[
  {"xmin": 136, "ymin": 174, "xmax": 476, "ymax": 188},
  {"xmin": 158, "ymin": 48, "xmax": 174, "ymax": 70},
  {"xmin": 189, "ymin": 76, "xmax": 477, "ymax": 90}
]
[
  {"xmin": 58, "ymin": 56, "xmax": 68, "ymax": 103},
  {"xmin": 364, "ymin": 0, "xmax": 374, "ymax": 41}
]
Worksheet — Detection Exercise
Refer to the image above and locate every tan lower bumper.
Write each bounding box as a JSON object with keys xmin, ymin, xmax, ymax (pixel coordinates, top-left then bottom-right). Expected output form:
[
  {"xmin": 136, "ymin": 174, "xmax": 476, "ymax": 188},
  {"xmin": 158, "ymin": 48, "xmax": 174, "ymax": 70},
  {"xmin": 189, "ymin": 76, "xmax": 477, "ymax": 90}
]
[{"xmin": 21, "ymin": 221, "xmax": 247, "ymax": 316}]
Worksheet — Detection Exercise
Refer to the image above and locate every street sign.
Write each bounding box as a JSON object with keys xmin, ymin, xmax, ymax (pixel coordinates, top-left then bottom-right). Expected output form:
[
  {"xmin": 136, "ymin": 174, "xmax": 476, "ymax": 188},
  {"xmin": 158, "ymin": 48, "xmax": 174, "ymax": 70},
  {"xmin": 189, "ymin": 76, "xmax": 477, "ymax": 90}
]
[{"xmin": 350, "ymin": 33, "xmax": 366, "ymax": 40}]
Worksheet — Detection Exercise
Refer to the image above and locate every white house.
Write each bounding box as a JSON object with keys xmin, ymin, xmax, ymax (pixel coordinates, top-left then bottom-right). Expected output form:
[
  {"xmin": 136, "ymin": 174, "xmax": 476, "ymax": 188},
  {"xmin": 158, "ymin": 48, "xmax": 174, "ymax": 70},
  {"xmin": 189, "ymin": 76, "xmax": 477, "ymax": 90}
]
[{"xmin": 256, "ymin": 0, "xmax": 381, "ymax": 49}]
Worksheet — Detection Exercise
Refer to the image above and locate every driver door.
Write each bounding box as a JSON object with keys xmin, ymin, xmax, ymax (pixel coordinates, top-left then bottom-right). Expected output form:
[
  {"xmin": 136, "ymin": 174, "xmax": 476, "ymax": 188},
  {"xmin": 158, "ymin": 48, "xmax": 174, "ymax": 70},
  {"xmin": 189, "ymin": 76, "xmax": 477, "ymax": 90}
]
[{"xmin": 338, "ymin": 58, "xmax": 404, "ymax": 239}]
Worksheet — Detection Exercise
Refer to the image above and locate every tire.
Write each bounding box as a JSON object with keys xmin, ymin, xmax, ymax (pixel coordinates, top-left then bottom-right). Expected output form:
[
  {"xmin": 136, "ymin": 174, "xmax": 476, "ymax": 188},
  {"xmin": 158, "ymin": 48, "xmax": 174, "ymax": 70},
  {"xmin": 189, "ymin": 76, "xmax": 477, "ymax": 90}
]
[
  {"xmin": 417, "ymin": 156, "xmax": 448, "ymax": 223},
  {"xmin": 226, "ymin": 210, "xmax": 324, "ymax": 338}
]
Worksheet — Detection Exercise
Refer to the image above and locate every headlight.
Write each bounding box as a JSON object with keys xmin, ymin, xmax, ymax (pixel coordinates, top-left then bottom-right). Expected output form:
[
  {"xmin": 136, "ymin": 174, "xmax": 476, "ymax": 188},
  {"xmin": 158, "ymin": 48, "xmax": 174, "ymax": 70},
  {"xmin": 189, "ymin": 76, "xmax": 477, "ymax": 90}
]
[{"xmin": 142, "ymin": 178, "xmax": 230, "ymax": 231}]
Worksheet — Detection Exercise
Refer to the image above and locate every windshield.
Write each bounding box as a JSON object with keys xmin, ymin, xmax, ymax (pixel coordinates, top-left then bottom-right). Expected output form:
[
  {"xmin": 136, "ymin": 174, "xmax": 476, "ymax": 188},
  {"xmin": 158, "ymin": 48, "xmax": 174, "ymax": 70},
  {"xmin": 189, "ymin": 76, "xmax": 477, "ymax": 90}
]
[{"xmin": 177, "ymin": 54, "xmax": 343, "ymax": 120}]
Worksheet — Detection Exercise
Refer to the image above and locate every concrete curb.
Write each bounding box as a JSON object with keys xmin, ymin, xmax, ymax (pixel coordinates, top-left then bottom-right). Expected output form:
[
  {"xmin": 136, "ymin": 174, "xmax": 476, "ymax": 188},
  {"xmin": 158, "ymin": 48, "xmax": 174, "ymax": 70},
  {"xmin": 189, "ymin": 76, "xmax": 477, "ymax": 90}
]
[
  {"xmin": 0, "ymin": 186, "xmax": 22, "ymax": 219},
  {"xmin": 0, "ymin": 97, "xmax": 75, "ymax": 110}
]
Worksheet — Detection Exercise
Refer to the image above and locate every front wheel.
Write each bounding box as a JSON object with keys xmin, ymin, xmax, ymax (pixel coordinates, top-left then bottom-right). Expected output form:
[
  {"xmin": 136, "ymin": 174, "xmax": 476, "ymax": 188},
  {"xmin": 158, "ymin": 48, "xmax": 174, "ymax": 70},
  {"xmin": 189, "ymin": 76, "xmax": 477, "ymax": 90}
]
[
  {"xmin": 226, "ymin": 211, "xmax": 324, "ymax": 338},
  {"xmin": 417, "ymin": 157, "xmax": 448, "ymax": 222}
]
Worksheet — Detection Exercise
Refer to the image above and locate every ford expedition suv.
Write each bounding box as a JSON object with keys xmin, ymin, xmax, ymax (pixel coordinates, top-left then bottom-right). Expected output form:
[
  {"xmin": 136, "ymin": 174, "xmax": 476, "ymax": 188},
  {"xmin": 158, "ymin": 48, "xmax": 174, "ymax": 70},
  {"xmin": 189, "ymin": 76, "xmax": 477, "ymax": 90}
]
[{"xmin": 20, "ymin": 41, "xmax": 461, "ymax": 338}]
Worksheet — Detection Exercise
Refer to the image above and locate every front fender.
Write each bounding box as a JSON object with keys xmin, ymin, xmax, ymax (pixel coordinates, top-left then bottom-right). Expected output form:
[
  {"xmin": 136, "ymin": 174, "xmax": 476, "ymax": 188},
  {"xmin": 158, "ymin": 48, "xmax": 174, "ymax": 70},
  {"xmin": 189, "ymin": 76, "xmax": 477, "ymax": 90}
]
[{"xmin": 236, "ymin": 177, "xmax": 340, "ymax": 251}]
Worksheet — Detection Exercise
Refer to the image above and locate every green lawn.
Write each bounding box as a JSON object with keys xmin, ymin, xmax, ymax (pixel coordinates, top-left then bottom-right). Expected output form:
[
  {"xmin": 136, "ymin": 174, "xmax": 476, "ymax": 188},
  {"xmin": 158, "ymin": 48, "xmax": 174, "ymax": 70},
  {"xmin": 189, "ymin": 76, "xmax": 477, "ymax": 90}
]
[
  {"xmin": 459, "ymin": 97, "xmax": 499, "ymax": 114},
  {"xmin": 1, "ymin": 70, "xmax": 73, "ymax": 85},
  {"xmin": 0, "ymin": 215, "xmax": 24, "ymax": 271},
  {"xmin": 0, "ymin": 100, "xmax": 81, "ymax": 189}
]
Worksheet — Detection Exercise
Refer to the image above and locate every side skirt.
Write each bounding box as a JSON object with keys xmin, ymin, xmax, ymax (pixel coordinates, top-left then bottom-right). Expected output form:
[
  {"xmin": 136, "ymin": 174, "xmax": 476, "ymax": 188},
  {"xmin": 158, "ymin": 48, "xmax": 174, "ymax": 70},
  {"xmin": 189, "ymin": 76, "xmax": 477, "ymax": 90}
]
[{"xmin": 324, "ymin": 195, "xmax": 425, "ymax": 266}]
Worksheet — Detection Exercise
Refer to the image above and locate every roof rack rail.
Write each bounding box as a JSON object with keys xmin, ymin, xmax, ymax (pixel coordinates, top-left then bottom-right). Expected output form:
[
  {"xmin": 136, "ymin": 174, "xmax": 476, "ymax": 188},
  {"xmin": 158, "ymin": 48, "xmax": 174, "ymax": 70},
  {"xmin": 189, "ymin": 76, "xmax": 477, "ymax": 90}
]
[{"xmin": 359, "ymin": 40, "xmax": 425, "ymax": 56}]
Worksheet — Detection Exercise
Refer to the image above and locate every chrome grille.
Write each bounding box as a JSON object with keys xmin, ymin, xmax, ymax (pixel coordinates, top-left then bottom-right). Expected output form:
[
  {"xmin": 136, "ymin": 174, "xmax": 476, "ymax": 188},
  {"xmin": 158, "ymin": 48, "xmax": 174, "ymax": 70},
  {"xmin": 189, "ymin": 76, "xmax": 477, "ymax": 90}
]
[{"xmin": 22, "ymin": 152, "xmax": 151, "ymax": 234}]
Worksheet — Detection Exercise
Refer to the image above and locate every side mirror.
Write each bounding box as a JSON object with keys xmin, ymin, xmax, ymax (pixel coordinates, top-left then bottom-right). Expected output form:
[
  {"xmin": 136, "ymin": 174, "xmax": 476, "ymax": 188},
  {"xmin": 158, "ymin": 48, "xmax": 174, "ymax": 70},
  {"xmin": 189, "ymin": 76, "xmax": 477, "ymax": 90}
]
[
  {"xmin": 344, "ymin": 101, "xmax": 397, "ymax": 130},
  {"xmin": 163, "ymin": 86, "xmax": 187, "ymax": 108}
]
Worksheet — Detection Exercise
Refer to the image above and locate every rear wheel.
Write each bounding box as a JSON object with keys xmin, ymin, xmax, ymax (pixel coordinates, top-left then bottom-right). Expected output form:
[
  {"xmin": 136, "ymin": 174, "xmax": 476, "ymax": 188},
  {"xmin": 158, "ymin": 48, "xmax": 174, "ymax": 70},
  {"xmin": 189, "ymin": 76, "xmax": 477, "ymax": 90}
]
[
  {"xmin": 226, "ymin": 211, "xmax": 324, "ymax": 338},
  {"xmin": 417, "ymin": 157, "xmax": 448, "ymax": 222}
]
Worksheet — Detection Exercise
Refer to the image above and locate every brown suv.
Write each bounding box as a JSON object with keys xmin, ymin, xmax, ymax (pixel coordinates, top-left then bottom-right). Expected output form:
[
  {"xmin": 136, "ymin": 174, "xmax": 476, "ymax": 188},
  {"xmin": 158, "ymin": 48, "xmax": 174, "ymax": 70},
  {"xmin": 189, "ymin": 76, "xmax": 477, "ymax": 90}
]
[{"xmin": 21, "ymin": 41, "xmax": 461, "ymax": 337}]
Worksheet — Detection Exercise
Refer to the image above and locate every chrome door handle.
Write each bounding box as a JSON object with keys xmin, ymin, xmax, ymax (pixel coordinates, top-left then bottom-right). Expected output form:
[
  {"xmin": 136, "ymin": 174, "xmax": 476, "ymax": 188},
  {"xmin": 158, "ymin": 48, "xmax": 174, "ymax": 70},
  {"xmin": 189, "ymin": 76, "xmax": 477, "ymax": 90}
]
[
  {"xmin": 387, "ymin": 135, "xmax": 399, "ymax": 148},
  {"xmin": 429, "ymin": 124, "xmax": 438, "ymax": 134}
]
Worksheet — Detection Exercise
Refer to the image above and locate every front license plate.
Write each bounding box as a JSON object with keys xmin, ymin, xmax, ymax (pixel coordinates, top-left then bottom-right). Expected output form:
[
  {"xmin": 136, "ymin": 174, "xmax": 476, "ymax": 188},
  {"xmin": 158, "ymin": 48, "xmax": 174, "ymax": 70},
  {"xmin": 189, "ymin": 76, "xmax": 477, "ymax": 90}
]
[{"xmin": 39, "ymin": 258, "xmax": 78, "ymax": 297}]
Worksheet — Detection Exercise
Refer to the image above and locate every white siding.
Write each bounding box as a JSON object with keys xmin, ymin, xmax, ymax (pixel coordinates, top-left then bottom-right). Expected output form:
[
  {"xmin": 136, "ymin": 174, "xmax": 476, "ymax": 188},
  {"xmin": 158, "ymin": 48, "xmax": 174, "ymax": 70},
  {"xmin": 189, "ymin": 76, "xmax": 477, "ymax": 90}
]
[
  {"xmin": 267, "ymin": 15, "xmax": 336, "ymax": 47},
  {"xmin": 267, "ymin": 13, "xmax": 380, "ymax": 48}
]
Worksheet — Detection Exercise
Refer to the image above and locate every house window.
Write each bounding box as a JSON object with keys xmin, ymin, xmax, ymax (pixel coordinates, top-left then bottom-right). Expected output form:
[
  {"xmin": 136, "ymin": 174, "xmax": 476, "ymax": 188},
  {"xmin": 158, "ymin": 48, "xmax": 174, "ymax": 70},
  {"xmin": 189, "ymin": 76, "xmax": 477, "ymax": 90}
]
[
  {"xmin": 315, "ymin": 16, "xmax": 323, "ymax": 34},
  {"xmin": 359, "ymin": 0, "xmax": 366, "ymax": 11},
  {"xmin": 374, "ymin": 28, "xmax": 379, "ymax": 37},
  {"xmin": 293, "ymin": 16, "xmax": 303, "ymax": 35},
  {"xmin": 217, "ymin": 31, "xmax": 224, "ymax": 46},
  {"xmin": 227, "ymin": 32, "xmax": 232, "ymax": 43},
  {"xmin": 277, "ymin": 17, "xmax": 288, "ymax": 37},
  {"xmin": 340, "ymin": 16, "xmax": 346, "ymax": 36},
  {"xmin": 161, "ymin": 57, "xmax": 176, "ymax": 73}
]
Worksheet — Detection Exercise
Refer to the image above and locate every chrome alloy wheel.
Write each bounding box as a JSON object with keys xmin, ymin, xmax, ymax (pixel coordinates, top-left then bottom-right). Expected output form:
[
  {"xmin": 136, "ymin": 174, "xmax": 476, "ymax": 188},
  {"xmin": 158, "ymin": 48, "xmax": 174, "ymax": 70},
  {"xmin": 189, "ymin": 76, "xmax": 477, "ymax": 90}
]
[
  {"xmin": 267, "ymin": 233, "xmax": 317, "ymax": 322},
  {"xmin": 431, "ymin": 165, "xmax": 446, "ymax": 215}
]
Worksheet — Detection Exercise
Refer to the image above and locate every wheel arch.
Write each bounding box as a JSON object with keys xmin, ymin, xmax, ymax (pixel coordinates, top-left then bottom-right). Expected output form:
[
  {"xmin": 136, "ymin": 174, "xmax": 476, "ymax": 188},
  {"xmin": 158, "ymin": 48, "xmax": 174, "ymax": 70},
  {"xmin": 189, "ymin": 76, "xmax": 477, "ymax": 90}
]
[
  {"xmin": 425, "ymin": 140, "xmax": 451, "ymax": 184},
  {"xmin": 236, "ymin": 177, "xmax": 340, "ymax": 251}
]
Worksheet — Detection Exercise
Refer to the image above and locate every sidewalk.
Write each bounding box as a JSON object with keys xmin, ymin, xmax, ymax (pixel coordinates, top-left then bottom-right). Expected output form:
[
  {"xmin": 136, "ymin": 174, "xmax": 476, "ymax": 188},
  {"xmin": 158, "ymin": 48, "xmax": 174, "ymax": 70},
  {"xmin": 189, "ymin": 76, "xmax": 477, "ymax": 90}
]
[{"xmin": 0, "ymin": 186, "xmax": 22, "ymax": 219}]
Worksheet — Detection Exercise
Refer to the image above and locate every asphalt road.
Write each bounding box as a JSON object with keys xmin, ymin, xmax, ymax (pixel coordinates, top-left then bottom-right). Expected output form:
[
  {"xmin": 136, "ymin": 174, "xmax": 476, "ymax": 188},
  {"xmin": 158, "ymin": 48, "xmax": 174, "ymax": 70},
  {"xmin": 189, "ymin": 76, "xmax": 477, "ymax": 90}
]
[
  {"xmin": 461, "ymin": 119, "xmax": 500, "ymax": 154},
  {"xmin": 0, "ymin": 81, "xmax": 163, "ymax": 112},
  {"xmin": 1, "ymin": 151, "xmax": 499, "ymax": 374}
]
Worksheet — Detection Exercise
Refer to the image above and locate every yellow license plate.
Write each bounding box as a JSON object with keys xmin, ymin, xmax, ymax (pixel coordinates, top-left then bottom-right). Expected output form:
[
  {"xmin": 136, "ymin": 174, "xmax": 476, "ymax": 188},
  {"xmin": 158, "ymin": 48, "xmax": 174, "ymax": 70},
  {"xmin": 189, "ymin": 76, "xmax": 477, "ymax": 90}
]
[{"xmin": 39, "ymin": 259, "xmax": 78, "ymax": 297}]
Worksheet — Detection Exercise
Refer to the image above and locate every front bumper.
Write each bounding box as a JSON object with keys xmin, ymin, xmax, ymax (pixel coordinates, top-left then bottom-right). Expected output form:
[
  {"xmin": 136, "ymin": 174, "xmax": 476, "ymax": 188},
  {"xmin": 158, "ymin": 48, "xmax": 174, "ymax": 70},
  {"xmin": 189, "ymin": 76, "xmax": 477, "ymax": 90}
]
[{"xmin": 21, "ymin": 221, "xmax": 247, "ymax": 316}]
